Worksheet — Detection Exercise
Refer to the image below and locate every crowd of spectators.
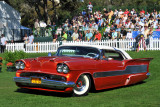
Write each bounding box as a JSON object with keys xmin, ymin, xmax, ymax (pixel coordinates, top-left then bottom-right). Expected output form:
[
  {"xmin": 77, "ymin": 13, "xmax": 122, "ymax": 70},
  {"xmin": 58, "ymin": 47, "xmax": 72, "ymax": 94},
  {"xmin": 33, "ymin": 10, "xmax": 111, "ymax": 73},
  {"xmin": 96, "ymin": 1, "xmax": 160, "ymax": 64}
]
[{"xmin": 34, "ymin": 2, "xmax": 160, "ymax": 43}]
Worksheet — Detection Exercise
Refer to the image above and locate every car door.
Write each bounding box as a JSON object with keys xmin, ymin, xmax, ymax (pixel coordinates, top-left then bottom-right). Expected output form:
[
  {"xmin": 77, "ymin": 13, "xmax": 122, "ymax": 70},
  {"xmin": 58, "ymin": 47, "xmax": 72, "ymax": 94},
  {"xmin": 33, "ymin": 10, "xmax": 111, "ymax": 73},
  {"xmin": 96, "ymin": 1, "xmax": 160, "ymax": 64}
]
[{"xmin": 94, "ymin": 50, "xmax": 126, "ymax": 90}]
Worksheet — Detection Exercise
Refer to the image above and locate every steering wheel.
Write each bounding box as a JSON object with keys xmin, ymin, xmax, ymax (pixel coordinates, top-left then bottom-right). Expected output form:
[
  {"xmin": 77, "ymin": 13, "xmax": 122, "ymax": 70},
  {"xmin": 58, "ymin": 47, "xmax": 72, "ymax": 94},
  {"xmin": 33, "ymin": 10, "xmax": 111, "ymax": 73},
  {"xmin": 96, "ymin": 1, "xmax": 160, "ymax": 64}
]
[{"xmin": 86, "ymin": 53, "xmax": 97, "ymax": 57}]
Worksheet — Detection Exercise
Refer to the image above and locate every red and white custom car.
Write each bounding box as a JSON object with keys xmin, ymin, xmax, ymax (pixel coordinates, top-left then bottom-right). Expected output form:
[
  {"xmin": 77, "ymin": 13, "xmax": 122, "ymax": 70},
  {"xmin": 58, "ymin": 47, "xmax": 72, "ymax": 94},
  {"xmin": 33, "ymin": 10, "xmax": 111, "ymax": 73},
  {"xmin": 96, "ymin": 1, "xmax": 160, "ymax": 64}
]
[{"xmin": 14, "ymin": 45, "xmax": 153, "ymax": 96}]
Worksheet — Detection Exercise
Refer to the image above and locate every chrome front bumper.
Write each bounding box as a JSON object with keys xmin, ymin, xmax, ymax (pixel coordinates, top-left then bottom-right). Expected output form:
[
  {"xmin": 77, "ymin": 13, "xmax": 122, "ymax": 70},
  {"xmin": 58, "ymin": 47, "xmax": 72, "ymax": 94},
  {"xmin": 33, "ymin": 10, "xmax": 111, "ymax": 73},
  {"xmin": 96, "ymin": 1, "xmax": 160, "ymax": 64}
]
[{"xmin": 13, "ymin": 77, "xmax": 76, "ymax": 89}]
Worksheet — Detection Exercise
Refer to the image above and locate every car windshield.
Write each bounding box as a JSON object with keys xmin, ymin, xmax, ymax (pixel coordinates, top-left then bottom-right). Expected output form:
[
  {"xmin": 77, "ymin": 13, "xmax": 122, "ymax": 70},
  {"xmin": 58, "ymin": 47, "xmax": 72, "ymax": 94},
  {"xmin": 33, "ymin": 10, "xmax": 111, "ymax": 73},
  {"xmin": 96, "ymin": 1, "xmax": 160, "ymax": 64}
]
[{"xmin": 56, "ymin": 46, "xmax": 100, "ymax": 58}]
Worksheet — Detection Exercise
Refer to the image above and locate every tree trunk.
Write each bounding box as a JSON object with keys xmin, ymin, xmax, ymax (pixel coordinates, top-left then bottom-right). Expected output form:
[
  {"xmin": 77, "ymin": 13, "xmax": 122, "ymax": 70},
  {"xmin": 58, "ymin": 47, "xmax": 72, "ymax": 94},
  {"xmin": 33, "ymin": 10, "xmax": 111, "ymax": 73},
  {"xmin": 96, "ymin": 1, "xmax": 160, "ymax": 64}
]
[
  {"xmin": 43, "ymin": 0, "xmax": 49, "ymax": 24},
  {"xmin": 35, "ymin": 3, "xmax": 43, "ymax": 21}
]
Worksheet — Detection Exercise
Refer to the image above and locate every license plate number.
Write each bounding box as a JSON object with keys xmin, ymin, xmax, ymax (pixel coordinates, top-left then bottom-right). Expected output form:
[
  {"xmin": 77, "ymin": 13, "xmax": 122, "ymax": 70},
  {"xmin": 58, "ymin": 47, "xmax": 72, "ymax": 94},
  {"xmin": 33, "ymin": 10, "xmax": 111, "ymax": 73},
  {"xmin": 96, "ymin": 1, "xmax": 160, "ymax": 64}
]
[{"xmin": 31, "ymin": 78, "xmax": 41, "ymax": 84}]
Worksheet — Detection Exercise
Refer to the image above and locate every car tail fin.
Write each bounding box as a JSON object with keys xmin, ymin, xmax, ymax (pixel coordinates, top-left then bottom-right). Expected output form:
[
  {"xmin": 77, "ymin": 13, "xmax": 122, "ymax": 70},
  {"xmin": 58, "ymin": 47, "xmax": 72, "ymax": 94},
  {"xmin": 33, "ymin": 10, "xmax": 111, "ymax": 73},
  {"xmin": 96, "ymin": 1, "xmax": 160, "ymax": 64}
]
[{"xmin": 124, "ymin": 58, "xmax": 153, "ymax": 68}]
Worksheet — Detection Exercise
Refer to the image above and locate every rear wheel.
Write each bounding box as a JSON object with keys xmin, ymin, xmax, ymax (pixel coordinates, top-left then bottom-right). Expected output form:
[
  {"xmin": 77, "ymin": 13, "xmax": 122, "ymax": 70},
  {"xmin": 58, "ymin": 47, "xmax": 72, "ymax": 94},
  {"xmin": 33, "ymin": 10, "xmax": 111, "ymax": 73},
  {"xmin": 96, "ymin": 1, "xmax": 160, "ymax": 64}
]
[{"xmin": 73, "ymin": 74, "xmax": 91, "ymax": 96}]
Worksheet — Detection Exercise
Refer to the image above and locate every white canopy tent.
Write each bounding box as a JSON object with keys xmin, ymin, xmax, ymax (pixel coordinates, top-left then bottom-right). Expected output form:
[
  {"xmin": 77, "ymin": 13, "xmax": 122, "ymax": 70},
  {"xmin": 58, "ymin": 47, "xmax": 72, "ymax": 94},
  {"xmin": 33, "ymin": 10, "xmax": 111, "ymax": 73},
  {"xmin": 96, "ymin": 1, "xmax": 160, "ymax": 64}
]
[{"xmin": 0, "ymin": 1, "xmax": 21, "ymax": 41}]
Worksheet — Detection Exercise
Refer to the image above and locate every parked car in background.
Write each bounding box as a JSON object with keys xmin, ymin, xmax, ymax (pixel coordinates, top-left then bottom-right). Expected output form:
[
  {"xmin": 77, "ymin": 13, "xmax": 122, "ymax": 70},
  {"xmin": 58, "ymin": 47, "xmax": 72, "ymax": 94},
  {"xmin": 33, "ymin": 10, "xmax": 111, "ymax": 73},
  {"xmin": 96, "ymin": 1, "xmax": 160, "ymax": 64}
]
[{"xmin": 14, "ymin": 45, "xmax": 153, "ymax": 96}]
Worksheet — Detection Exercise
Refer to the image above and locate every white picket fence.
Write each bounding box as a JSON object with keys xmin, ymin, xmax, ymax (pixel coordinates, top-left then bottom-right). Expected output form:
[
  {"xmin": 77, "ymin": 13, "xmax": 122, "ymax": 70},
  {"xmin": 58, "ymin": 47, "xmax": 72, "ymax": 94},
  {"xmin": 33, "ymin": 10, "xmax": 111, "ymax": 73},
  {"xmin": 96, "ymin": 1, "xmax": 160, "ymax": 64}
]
[{"xmin": 6, "ymin": 38, "xmax": 160, "ymax": 53}]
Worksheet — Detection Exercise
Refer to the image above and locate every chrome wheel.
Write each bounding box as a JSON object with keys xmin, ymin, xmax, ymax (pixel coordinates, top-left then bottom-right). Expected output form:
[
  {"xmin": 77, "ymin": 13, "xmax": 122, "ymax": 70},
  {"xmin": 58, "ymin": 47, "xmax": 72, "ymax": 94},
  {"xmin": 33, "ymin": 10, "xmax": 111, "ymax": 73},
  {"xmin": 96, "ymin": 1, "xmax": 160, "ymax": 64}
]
[{"xmin": 73, "ymin": 75, "xmax": 91, "ymax": 96}]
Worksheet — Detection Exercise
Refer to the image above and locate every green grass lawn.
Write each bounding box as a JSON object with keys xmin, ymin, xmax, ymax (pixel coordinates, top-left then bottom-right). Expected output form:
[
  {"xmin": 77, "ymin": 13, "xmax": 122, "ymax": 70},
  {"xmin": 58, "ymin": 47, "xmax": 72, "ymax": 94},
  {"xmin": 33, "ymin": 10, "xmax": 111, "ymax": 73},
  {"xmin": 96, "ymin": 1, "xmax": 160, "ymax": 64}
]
[{"xmin": 0, "ymin": 51, "xmax": 160, "ymax": 107}]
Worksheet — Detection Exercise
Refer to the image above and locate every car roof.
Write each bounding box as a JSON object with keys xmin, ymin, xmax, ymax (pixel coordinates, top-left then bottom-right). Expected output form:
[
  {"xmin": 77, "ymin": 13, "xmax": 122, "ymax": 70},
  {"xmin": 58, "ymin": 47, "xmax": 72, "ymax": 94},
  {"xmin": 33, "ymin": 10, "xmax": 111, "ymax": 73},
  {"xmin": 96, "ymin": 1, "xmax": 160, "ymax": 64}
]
[
  {"xmin": 60, "ymin": 44, "xmax": 115, "ymax": 50},
  {"xmin": 59, "ymin": 44, "xmax": 132, "ymax": 59}
]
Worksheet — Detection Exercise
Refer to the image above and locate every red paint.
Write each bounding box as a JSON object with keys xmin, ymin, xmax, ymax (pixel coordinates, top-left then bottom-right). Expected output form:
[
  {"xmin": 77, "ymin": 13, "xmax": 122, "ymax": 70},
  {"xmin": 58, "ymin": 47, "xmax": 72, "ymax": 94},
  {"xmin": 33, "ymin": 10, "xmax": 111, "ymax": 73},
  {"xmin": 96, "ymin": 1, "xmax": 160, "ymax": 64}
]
[{"xmin": 15, "ymin": 56, "xmax": 153, "ymax": 93}]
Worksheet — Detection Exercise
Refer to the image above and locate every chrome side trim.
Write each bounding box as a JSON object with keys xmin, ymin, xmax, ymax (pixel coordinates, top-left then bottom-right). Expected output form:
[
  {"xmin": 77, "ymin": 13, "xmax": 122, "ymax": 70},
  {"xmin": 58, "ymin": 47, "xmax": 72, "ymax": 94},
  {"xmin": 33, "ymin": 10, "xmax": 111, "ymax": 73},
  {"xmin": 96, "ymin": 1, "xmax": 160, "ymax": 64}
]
[
  {"xmin": 93, "ymin": 65, "xmax": 148, "ymax": 78},
  {"xmin": 13, "ymin": 77, "xmax": 75, "ymax": 88}
]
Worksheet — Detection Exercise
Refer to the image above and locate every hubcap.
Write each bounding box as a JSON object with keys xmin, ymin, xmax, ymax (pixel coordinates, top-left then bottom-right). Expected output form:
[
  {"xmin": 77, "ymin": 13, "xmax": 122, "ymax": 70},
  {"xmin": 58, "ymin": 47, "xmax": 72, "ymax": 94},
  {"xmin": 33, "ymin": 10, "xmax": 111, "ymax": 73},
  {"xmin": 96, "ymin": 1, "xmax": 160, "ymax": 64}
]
[
  {"xmin": 73, "ymin": 75, "xmax": 90, "ymax": 96},
  {"xmin": 75, "ymin": 77, "xmax": 86, "ymax": 91},
  {"xmin": 77, "ymin": 81, "xmax": 82, "ymax": 87}
]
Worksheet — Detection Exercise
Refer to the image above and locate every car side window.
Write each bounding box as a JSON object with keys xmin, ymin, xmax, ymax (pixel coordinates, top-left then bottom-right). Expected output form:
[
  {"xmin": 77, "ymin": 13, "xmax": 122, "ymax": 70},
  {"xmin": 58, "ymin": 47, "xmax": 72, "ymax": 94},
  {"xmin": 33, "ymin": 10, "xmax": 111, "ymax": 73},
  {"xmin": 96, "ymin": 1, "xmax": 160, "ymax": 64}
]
[{"xmin": 102, "ymin": 50, "xmax": 124, "ymax": 61}]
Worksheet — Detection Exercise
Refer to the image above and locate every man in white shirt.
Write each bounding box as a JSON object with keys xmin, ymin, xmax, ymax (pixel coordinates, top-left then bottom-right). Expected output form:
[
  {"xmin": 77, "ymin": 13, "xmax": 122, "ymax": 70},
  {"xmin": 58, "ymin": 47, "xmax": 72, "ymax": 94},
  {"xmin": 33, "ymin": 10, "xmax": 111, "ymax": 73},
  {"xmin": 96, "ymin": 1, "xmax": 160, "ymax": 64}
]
[
  {"xmin": 118, "ymin": 9, "xmax": 123, "ymax": 18},
  {"xmin": 87, "ymin": 2, "xmax": 93, "ymax": 13},
  {"xmin": 1, "ymin": 34, "xmax": 7, "ymax": 53},
  {"xmin": 28, "ymin": 33, "xmax": 34, "ymax": 44},
  {"xmin": 71, "ymin": 30, "xmax": 79, "ymax": 41},
  {"xmin": 126, "ymin": 29, "xmax": 133, "ymax": 39},
  {"xmin": 104, "ymin": 25, "xmax": 110, "ymax": 38}
]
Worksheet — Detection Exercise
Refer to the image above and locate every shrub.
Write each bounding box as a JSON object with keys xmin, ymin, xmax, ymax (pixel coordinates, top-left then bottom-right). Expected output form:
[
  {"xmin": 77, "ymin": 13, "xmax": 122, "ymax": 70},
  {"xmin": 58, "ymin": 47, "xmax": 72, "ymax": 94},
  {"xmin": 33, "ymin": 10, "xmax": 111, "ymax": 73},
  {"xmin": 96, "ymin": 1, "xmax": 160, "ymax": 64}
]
[{"xmin": 4, "ymin": 50, "xmax": 27, "ymax": 63}]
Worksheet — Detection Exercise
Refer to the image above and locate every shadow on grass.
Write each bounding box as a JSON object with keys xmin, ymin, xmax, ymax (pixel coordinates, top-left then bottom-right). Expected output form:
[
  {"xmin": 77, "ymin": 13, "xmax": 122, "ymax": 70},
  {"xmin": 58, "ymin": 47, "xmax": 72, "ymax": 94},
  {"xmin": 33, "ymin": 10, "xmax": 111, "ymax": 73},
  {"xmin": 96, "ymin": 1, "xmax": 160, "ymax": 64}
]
[
  {"xmin": 14, "ymin": 81, "xmax": 146, "ymax": 97},
  {"xmin": 15, "ymin": 88, "xmax": 72, "ymax": 97},
  {"xmin": 90, "ymin": 81, "xmax": 146, "ymax": 93}
]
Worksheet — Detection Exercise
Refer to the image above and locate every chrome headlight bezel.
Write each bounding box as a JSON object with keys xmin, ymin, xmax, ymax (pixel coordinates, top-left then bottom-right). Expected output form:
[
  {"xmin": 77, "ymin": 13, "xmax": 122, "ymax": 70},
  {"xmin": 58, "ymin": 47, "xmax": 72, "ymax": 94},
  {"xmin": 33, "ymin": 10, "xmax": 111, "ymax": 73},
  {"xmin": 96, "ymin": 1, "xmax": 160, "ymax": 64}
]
[
  {"xmin": 57, "ymin": 63, "xmax": 70, "ymax": 74},
  {"xmin": 20, "ymin": 62, "xmax": 25, "ymax": 69},
  {"xmin": 57, "ymin": 64, "xmax": 63, "ymax": 73},
  {"xmin": 15, "ymin": 61, "xmax": 25, "ymax": 70},
  {"xmin": 62, "ymin": 65, "xmax": 69, "ymax": 74}
]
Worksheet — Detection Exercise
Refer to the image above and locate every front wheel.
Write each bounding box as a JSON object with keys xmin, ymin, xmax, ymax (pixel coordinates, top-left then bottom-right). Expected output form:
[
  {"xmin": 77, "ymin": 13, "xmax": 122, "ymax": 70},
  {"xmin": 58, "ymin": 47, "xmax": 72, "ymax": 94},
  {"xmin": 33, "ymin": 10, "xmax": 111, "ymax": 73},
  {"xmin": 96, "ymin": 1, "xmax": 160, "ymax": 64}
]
[{"xmin": 73, "ymin": 74, "xmax": 91, "ymax": 96}]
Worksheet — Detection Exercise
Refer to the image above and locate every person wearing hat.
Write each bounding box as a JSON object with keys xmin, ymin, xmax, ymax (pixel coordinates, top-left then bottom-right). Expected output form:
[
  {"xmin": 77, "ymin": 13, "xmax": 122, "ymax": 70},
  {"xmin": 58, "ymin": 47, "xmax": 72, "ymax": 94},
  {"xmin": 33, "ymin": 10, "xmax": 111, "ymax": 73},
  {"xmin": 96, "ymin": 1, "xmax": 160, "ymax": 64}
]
[
  {"xmin": 87, "ymin": 2, "xmax": 93, "ymax": 13},
  {"xmin": 118, "ymin": 9, "xmax": 123, "ymax": 18},
  {"xmin": 135, "ymin": 33, "xmax": 146, "ymax": 52}
]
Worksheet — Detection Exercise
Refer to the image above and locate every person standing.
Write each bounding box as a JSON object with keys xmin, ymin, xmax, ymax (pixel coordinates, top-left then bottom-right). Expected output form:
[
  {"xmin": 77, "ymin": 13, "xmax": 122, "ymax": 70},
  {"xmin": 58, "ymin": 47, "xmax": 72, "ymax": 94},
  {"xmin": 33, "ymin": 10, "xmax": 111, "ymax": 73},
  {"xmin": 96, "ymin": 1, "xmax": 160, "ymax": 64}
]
[
  {"xmin": 112, "ymin": 30, "xmax": 118, "ymax": 40},
  {"xmin": 62, "ymin": 31, "xmax": 68, "ymax": 41},
  {"xmin": 34, "ymin": 19, "xmax": 40, "ymax": 36},
  {"xmin": 28, "ymin": 33, "xmax": 34, "ymax": 51},
  {"xmin": 71, "ymin": 30, "xmax": 79, "ymax": 41},
  {"xmin": 94, "ymin": 31, "xmax": 101, "ymax": 41},
  {"xmin": 23, "ymin": 33, "xmax": 28, "ymax": 50},
  {"xmin": 126, "ymin": 29, "xmax": 132, "ymax": 39},
  {"xmin": 121, "ymin": 27, "xmax": 127, "ymax": 39},
  {"xmin": 87, "ymin": 2, "xmax": 93, "ymax": 14},
  {"xmin": 28, "ymin": 33, "xmax": 34, "ymax": 44},
  {"xmin": 104, "ymin": 24, "xmax": 110, "ymax": 38},
  {"xmin": 85, "ymin": 30, "xmax": 93, "ymax": 41},
  {"xmin": 1, "ymin": 34, "xmax": 7, "ymax": 53},
  {"xmin": 23, "ymin": 33, "xmax": 28, "ymax": 44}
]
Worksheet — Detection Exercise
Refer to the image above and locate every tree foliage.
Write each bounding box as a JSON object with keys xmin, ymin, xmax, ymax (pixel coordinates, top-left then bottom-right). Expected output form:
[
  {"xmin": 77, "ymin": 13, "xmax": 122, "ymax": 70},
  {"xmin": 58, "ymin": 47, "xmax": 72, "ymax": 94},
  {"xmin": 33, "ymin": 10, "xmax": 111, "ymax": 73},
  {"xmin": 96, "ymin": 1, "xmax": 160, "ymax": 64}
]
[{"xmin": 3, "ymin": 0, "xmax": 160, "ymax": 28}]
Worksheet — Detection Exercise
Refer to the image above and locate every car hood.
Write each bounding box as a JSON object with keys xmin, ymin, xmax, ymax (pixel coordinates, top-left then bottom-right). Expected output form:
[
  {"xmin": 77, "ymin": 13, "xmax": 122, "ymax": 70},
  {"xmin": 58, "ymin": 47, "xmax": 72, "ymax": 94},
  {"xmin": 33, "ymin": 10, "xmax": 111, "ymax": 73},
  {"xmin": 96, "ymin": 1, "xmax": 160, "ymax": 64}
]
[{"xmin": 21, "ymin": 56, "xmax": 98, "ymax": 73}]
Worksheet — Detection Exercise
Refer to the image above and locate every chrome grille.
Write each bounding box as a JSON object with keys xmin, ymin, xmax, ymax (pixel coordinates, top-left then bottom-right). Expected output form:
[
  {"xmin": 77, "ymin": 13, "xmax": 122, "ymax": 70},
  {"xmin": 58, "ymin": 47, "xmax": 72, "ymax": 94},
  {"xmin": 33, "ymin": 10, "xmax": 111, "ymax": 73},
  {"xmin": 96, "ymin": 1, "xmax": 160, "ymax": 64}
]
[{"xmin": 20, "ymin": 72, "xmax": 66, "ymax": 81}]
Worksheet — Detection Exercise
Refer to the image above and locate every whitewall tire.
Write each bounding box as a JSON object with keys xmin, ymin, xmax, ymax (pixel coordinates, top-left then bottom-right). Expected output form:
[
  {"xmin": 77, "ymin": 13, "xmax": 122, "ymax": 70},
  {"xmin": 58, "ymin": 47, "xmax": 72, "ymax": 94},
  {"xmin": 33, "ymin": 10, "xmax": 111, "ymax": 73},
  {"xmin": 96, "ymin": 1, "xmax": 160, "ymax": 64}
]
[{"xmin": 73, "ymin": 74, "xmax": 91, "ymax": 96}]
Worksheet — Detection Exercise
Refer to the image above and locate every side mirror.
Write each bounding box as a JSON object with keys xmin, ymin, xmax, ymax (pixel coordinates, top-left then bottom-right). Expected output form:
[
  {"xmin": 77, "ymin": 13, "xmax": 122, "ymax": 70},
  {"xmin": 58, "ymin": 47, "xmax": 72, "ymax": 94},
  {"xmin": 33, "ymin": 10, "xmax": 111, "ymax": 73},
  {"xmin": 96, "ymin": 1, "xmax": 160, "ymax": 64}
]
[
  {"xmin": 94, "ymin": 54, "xmax": 99, "ymax": 60},
  {"xmin": 48, "ymin": 52, "xmax": 52, "ymax": 56}
]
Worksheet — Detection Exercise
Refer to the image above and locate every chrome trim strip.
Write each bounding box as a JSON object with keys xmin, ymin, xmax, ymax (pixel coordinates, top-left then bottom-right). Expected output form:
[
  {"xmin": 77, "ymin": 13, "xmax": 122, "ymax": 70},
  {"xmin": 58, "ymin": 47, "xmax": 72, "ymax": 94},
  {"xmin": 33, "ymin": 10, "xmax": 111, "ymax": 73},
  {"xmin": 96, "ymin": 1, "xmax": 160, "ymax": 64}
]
[
  {"xmin": 13, "ymin": 77, "xmax": 75, "ymax": 88},
  {"xmin": 93, "ymin": 65, "xmax": 148, "ymax": 78}
]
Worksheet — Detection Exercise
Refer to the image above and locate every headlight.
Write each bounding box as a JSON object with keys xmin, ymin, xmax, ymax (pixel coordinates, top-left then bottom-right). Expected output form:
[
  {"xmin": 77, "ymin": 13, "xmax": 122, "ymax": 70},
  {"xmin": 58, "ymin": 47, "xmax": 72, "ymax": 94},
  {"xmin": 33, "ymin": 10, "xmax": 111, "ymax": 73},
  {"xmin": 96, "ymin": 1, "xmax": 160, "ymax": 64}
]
[
  {"xmin": 15, "ymin": 62, "xmax": 21, "ymax": 69},
  {"xmin": 57, "ymin": 64, "xmax": 63, "ymax": 73},
  {"xmin": 20, "ymin": 62, "xmax": 25, "ymax": 69},
  {"xmin": 15, "ymin": 61, "xmax": 25, "ymax": 70},
  {"xmin": 63, "ymin": 65, "xmax": 69, "ymax": 74},
  {"xmin": 57, "ymin": 64, "xmax": 70, "ymax": 74}
]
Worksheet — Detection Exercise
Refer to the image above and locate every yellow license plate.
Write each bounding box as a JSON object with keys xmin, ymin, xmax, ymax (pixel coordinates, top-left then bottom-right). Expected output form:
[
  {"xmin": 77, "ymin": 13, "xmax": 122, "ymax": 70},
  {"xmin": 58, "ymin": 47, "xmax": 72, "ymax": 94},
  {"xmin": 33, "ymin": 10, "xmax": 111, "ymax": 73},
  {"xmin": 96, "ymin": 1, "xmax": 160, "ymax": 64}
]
[{"xmin": 31, "ymin": 78, "xmax": 41, "ymax": 84}]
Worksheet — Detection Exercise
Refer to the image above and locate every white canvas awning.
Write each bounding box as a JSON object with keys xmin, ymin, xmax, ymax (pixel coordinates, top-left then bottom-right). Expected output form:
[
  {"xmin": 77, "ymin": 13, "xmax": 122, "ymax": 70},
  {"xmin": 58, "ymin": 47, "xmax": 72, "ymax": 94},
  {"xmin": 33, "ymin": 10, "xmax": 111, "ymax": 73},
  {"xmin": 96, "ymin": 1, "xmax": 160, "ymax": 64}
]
[
  {"xmin": 0, "ymin": 1, "xmax": 21, "ymax": 41},
  {"xmin": 0, "ymin": 1, "xmax": 21, "ymax": 29}
]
